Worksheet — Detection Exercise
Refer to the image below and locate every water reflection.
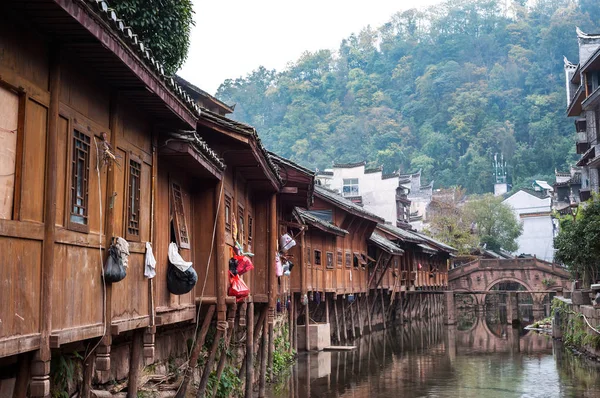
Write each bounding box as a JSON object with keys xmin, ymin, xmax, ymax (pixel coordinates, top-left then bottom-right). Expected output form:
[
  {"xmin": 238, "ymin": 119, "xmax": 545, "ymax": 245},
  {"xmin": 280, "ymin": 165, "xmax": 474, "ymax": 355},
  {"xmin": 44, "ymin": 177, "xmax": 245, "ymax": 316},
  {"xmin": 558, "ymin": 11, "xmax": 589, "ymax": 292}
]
[{"xmin": 269, "ymin": 311, "xmax": 600, "ymax": 398}]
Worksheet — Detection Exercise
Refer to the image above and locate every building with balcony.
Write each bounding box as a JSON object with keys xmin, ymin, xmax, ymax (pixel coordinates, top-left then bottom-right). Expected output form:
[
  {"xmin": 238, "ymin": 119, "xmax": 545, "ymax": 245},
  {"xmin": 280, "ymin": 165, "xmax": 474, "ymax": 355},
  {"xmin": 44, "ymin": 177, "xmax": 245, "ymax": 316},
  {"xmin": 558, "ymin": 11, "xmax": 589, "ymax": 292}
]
[
  {"xmin": 315, "ymin": 162, "xmax": 415, "ymax": 228},
  {"xmin": 564, "ymin": 28, "xmax": 600, "ymax": 201}
]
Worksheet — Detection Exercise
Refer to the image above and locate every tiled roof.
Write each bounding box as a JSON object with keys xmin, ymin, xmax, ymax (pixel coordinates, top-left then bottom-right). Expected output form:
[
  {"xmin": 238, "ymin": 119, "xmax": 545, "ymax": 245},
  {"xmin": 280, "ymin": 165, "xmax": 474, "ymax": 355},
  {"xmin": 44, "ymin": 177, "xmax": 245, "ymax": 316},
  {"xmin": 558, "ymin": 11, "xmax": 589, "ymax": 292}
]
[
  {"xmin": 268, "ymin": 152, "xmax": 315, "ymax": 177},
  {"xmin": 165, "ymin": 131, "xmax": 225, "ymax": 170},
  {"xmin": 412, "ymin": 231, "xmax": 457, "ymax": 253},
  {"xmin": 317, "ymin": 170, "xmax": 333, "ymax": 176},
  {"xmin": 520, "ymin": 188, "xmax": 550, "ymax": 200},
  {"xmin": 85, "ymin": 0, "xmax": 205, "ymax": 119},
  {"xmin": 382, "ymin": 172, "xmax": 400, "ymax": 180},
  {"xmin": 332, "ymin": 161, "xmax": 366, "ymax": 168},
  {"xmin": 365, "ymin": 167, "xmax": 383, "ymax": 174},
  {"xmin": 418, "ymin": 243, "xmax": 438, "ymax": 254},
  {"xmin": 294, "ymin": 208, "xmax": 348, "ymax": 236},
  {"xmin": 314, "ymin": 186, "xmax": 384, "ymax": 223},
  {"xmin": 87, "ymin": 1, "xmax": 279, "ymax": 183},
  {"xmin": 377, "ymin": 223, "xmax": 423, "ymax": 244},
  {"xmin": 369, "ymin": 232, "xmax": 404, "ymax": 255}
]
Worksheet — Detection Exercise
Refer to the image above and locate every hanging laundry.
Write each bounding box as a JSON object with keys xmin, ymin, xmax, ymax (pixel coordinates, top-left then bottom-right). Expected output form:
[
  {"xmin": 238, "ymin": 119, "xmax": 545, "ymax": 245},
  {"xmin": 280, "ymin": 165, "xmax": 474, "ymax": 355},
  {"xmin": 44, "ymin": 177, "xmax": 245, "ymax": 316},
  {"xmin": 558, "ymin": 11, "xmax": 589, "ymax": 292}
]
[
  {"xmin": 275, "ymin": 253, "xmax": 283, "ymax": 277},
  {"xmin": 115, "ymin": 236, "xmax": 130, "ymax": 269},
  {"xmin": 144, "ymin": 242, "xmax": 156, "ymax": 278},
  {"xmin": 167, "ymin": 242, "xmax": 197, "ymax": 295}
]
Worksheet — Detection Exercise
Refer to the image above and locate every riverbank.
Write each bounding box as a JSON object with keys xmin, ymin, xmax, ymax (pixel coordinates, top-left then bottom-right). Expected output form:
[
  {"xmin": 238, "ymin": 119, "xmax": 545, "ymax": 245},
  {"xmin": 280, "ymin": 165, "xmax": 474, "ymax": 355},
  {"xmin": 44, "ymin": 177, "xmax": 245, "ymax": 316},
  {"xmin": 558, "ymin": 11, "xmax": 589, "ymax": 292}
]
[{"xmin": 552, "ymin": 297, "xmax": 600, "ymax": 360}]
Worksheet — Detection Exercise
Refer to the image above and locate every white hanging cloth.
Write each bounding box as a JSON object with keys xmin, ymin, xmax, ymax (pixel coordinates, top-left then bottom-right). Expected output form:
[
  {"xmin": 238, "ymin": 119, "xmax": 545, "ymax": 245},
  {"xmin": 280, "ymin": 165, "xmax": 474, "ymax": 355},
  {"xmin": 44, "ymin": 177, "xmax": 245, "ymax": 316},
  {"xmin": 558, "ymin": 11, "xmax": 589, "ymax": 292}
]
[
  {"xmin": 168, "ymin": 242, "xmax": 193, "ymax": 272},
  {"xmin": 144, "ymin": 242, "xmax": 157, "ymax": 278}
]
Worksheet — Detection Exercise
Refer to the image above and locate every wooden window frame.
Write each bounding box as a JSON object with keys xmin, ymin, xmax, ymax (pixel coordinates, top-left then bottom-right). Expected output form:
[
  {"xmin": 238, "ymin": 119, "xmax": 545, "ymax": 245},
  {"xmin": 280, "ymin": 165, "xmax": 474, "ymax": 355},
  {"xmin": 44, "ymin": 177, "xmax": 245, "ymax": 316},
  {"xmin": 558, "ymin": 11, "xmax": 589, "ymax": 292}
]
[
  {"xmin": 345, "ymin": 251, "xmax": 351, "ymax": 268},
  {"xmin": 225, "ymin": 194, "xmax": 232, "ymax": 233},
  {"xmin": 326, "ymin": 252, "xmax": 334, "ymax": 269},
  {"xmin": 171, "ymin": 180, "xmax": 190, "ymax": 249},
  {"xmin": 247, "ymin": 214, "xmax": 253, "ymax": 246},
  {"xmin": 314, "ymin": 249, "xmax": 322, "ymax": 266},
  {"xmin": 337, "ymin": 250, "xmax": 343, "ymax": 267},
  {"xmin": 237, "ymin": 204, "xmax": 245, "ymax": 244},
  {"xmin": 0, "ymin": 81, "xmax": 25, "ymax": 221},
  {"xmin": 67, "ymin": 128, "xmax": 92, "ymax": 233},
  {"xmin": 125, "ymin": 153, "xmax": 142, "ymax": 241}
]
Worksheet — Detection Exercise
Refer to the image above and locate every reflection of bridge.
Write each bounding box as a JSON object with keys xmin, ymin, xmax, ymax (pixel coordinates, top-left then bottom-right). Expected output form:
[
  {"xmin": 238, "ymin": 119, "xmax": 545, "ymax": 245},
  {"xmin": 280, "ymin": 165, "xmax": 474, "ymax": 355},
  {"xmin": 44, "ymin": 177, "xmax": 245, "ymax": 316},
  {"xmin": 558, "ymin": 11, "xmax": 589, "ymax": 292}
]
[
  {"xmin": 448, "ymin": 258, "xmax": 571, "ymax": 310},
  {"xmin": 449, "ymin": 312, "xmax": 553, "ymax": 356}
]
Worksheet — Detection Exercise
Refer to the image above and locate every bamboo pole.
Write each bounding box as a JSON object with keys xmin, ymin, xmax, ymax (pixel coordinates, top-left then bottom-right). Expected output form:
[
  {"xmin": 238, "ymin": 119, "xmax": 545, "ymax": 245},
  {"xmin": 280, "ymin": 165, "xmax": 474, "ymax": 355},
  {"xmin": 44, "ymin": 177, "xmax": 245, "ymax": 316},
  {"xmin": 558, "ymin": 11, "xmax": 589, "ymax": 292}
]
[{"xmin": 176, "ymin": 305, "xmax": 216, "ymax": 398}]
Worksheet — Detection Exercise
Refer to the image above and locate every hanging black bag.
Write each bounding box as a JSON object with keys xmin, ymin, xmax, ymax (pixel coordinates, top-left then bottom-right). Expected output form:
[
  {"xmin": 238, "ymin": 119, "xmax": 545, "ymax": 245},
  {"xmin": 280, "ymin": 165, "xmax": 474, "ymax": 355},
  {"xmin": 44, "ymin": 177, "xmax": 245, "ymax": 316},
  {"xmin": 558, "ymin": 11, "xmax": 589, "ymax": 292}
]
[
  {"xmin": 104, "ymin": 244, "xmax": 127, "ymax": 283},
  {"xmin": 167, "ymin": 262, "xmax": 198, "ymax": 295}
]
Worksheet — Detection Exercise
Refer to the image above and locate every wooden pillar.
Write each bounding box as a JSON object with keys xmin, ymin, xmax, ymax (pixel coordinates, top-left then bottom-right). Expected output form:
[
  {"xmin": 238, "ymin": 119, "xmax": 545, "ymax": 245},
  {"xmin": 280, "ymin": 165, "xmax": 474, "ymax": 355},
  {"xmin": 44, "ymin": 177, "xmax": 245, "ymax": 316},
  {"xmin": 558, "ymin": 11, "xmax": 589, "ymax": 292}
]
[
  {"xmin": 381, "ymin": 289, "xmax": 387, "ymax": 329},
  {"xmin": 197, "ymin": 326, "xmax": 225, "ymax": 398},
  {"xmin": 127, "ymin": 330, "xmax": 143, "ymax": 398},
  {"xmin": 31, "ymin": 47, "xmax": 61, "ymax": 398},
  {"xmin": 216, "ymin": 180, "xmax": 227, "ymax": 323},
  {"xmin": 357, "ymin": 295, "xmax": 364, "ymax": 335},
  {"xmin": 96, "ymin": 90, "xmax": 121, "ymax": 376},
  {"xmin": 259, "ymin": 308, "xmax": 268, "ymax": 397},
  {"xmin": 325, "ymin": 293, "xmax": 330, "ymax": 323},
  {"xmin": 212, "ymin": 304, "xmax": 237, "ymax": 398},
  {"xmin": 14, "ymin": 353, "xmax": 31, "ymax": 398},
  {"xmin": 290, "ymin": 293, "xmax": 296, "ymax": 352},
  {"xmin": 366, "ymin": 293, "xmax": 372, "ymax": 332},
  {"xmin": 341, "ymin": 297, "xmax": 348, "ymax": 341},
  {"xmin": 176, "ymin": 305, "xmax": 216, "ymax": 398},
  {"xmin": 245, "ymin": 302, "xmax": 254, "ymax": 398},
  {"xmin": 333, "ymin": 295, "xmax": 341, "ymax": 343},
  {"xmin": 300, "ymin": 230, "xmax": 309, "ymax": 351},
  {"xmin": 267, "ymin": 194, "xmax": 277, "ymax": 375}
]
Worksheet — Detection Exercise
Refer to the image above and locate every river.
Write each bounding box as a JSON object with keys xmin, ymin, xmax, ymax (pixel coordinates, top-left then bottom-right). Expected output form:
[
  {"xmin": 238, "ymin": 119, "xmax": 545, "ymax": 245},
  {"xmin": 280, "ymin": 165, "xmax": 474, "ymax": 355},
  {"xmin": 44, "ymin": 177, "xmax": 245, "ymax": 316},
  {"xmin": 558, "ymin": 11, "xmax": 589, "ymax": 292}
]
[{"xmin": 268, "ymin": 307, "xmax": 600, "ymax": 398}]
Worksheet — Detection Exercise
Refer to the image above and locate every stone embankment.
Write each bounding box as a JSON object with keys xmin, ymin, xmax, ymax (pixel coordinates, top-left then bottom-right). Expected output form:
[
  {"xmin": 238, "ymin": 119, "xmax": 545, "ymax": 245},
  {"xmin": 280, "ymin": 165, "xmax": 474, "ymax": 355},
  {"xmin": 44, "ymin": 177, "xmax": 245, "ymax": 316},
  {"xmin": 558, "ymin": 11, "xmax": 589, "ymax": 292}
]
[{"xmin": 552, "ymin": 291, "xmax": 600, "ymax": 359}]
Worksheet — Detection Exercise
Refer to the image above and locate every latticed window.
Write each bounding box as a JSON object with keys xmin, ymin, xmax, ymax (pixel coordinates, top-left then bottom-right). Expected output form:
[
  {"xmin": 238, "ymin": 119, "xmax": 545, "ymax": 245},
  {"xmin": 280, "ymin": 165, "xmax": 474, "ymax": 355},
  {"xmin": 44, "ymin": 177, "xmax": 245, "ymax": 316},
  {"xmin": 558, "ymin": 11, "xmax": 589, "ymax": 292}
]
[
  {"xmin": 238, "ymin": 205, "xmax": 244, "ymax": 243},
  {"xmin": 345, "ymin": 252, "xmax": 351, "ymax": 268},
  {"xmin": 225, "ymin": 195, "xmax": 232, "ymax": 232},
  {"xmin": 69, "ymin": 130, "xmax": 90, "ymax": 231},
  {"xmin": 126, "ymin": 159, "xmax": 141, "ymax": 240},
  {"xmin": 326, "ymin": 252, "xmax": 334, "ymax": 269},
  {"xmin": 314, "ymin": 250, "xmax": 322, "ymax": 266},
  {"xmin": 247, "ymin": 215, "xmax": 253, "ymax": 246},
  {"xmin": 337, "ymin": 250, "xmax": 343, "ymax": 267},
  {"xmin": 171, "ymin": 182, "xmax": 190, "ymax": 249}
]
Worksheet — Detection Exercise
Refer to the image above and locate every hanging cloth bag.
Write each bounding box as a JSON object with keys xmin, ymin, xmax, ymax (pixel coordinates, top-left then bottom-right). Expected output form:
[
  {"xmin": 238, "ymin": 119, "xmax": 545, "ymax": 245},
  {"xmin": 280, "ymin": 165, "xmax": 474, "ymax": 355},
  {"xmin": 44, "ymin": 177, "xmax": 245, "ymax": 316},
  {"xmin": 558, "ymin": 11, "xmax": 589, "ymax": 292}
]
[
  {"xmin": 167, "ymin": 242, "xmax": 197, "ymax": 295},
  {"xmin": 279, "ymin": 233, "xmax": 296, "ymax": 252},
  {"xmin": 144, "ymin": 242, "xmax": 156, "ymax": 279},
  {"xmin": 104, "ymin": 243, "xmax": 127, "ymax": 283}
]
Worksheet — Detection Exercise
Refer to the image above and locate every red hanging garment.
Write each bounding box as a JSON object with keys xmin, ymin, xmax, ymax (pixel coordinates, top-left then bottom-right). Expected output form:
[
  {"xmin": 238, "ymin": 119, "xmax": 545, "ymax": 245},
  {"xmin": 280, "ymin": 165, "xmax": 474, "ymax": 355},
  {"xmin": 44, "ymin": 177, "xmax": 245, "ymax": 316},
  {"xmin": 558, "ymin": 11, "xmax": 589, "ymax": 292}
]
[
  {"xmin": 235, "ymin": 255, "xmax": 254, "ymax": 275},
  {"xmin": 228, "ymin": 271, "xmax": 250, "ymax": 302}
]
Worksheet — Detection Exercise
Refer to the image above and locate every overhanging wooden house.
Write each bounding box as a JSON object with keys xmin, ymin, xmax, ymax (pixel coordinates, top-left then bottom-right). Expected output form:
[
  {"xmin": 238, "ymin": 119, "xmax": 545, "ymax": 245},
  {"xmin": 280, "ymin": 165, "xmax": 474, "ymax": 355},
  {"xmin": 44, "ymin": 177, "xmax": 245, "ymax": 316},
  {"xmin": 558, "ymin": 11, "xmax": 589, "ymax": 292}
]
[{"xmin": 376, "ymin": 223, "xmax": 454, "ymax": 290}]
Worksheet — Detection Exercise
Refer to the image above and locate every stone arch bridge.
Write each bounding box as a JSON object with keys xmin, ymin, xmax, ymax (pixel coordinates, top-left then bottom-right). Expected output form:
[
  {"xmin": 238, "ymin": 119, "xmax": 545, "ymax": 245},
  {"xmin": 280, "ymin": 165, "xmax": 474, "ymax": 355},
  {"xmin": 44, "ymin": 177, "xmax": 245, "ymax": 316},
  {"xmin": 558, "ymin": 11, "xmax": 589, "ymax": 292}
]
[{"xmin": 448, "ymin": 258, "xmax": 571, "ymax": 309}]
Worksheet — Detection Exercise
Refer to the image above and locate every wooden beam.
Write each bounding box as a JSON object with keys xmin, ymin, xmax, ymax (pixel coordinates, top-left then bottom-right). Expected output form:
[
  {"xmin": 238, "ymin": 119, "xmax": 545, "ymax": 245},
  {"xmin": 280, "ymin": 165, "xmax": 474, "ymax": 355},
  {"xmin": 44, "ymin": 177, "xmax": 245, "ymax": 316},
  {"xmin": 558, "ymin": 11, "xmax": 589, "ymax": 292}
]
[
  {"xmin": 216, "ymin": 180, "xmax": 227, "ymax": 321},
  {"xmin": 282, "ymin": 187, "xmax": 298, "ymax": 194}
]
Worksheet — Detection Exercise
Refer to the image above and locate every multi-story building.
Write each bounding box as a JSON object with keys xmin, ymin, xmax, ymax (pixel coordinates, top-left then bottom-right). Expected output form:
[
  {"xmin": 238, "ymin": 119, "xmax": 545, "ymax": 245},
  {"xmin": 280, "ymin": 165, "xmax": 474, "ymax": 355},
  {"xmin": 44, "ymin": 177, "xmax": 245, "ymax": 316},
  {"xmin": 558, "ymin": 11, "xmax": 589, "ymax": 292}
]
[
  {"xmin": 564, "ymin": 28, "xmax": 600, "ymax": 201},
  {"xmin": 315, "ymin": 162, "xmax": 419, "ymax": 229}
]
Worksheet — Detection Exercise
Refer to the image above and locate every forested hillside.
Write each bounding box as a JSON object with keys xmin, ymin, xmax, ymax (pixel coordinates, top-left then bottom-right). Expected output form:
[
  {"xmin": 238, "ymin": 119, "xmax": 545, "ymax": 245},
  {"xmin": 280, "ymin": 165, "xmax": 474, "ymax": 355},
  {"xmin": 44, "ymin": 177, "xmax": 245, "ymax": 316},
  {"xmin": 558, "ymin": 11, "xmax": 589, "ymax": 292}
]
[{"xmin": 216, "ymin": 0, "xmax": 600, "ymax": 194}]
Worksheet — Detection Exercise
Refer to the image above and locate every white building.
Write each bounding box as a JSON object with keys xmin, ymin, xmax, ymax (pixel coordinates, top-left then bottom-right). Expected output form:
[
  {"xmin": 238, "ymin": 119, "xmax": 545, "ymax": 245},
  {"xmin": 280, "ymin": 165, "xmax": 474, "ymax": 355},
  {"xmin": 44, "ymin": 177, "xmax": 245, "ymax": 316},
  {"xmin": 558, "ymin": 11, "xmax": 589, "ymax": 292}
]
[
  {"xmin": 502, "ymin": 184, "xmax": 554, "ymax": 262},
  {"xmin": 315, "ymin": 162, "xmax": 432, "ymax": 229}
]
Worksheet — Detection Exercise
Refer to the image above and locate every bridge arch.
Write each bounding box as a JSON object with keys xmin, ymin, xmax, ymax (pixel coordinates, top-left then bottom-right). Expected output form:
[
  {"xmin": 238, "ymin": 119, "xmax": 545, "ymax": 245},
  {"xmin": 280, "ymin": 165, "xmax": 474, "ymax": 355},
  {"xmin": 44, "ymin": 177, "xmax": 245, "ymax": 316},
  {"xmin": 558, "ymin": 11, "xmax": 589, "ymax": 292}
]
[{"xmin": 484, "ymin": 277, "xmax": 534, "ymax": 292}]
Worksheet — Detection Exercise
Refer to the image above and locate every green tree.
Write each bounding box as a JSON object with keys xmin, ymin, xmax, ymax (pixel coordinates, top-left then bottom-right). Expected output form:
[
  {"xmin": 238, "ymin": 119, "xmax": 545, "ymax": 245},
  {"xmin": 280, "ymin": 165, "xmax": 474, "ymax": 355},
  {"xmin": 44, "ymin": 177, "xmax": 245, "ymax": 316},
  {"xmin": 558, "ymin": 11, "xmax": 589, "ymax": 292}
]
[
  {"xmin": 464, "ymin": 194, "xmax": 523, "ymax": 252},
  {"xmin": 216, "ymin": 0, "xmax": 599, "ymax": 195},
  {"xmin": 555, "ymin": 197, "xmax": 600, "ymax": 286},
  {"xmin": 110, "ymin": 0, "xmax": 194, "ymax": 74}
]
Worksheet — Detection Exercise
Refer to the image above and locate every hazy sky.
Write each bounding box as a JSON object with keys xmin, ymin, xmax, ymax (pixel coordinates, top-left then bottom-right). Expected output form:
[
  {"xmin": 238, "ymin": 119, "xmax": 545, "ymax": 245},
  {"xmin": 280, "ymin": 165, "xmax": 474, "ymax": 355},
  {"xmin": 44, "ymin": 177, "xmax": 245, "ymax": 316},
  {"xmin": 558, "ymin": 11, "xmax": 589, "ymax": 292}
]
[{"xmin": 178, "ymin": 0, "xmax": 443, "ymax": 95}]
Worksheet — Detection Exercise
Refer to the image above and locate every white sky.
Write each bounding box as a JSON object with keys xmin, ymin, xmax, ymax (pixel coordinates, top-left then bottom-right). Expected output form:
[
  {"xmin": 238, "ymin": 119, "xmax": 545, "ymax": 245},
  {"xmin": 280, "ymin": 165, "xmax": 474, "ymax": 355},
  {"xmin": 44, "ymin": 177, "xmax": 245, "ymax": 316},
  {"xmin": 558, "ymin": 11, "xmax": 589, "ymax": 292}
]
[{"xmin": 178, "ymin": 0, "xmax": 443, "ymax": 95}]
